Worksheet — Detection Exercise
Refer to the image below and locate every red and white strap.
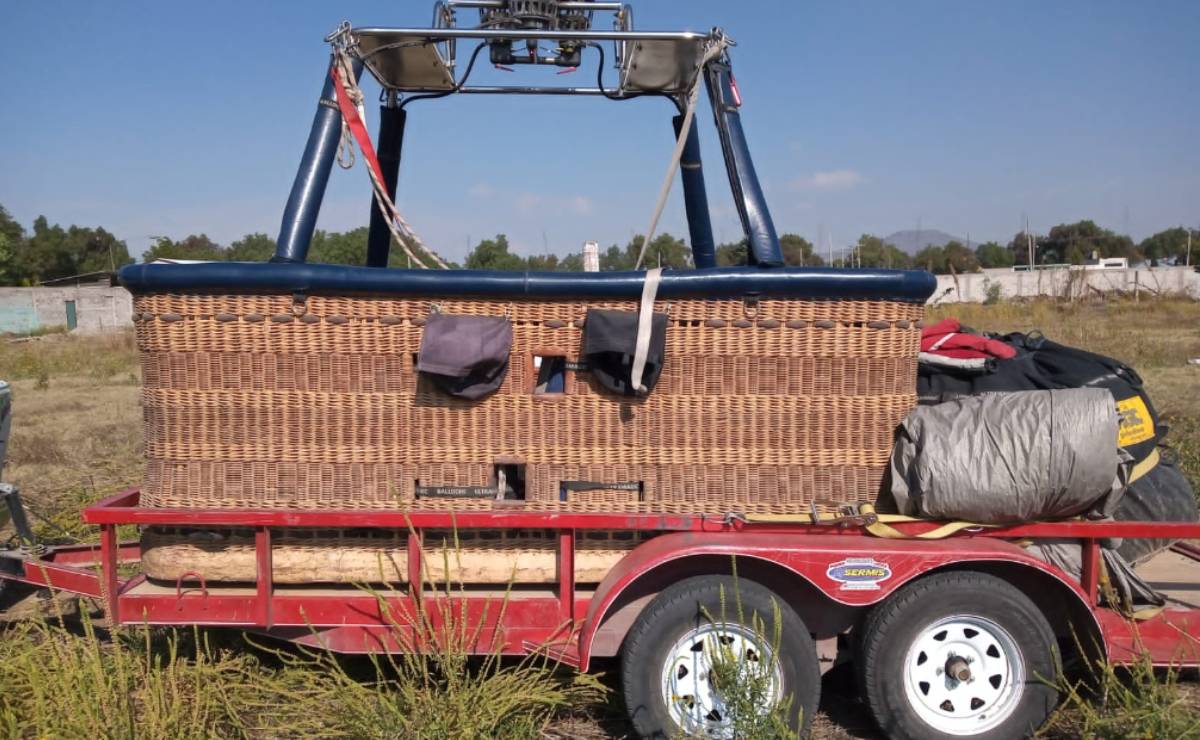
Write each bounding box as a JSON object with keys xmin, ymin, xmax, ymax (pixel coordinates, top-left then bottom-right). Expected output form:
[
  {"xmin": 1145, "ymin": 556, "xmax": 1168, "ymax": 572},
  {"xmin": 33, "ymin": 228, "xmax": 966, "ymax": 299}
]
[{"xmin": 330, "ymin": 53, "xmax": 448, "ymax": 269}]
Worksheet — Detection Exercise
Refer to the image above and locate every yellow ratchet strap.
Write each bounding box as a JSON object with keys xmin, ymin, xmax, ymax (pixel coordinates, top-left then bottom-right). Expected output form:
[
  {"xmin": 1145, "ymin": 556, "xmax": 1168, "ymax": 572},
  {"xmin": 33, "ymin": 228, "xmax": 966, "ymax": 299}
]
[
  {"xmin": 1127, "ymin": 448, "xmax": 1160, "ymax": 484},
  {"xmin": 742, "ymin": 504, "xmax": 995, "ymax": 540}
]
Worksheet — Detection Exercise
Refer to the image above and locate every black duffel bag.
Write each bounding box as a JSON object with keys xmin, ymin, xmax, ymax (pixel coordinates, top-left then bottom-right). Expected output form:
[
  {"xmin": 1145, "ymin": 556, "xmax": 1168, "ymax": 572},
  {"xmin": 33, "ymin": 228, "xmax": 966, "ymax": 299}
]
[
  {"xmin": 1114, "ymin": 459, "xmax": 1198, "ymax": 565},
  {"xmin": 918, "ymin": 331, "xmax": 1163, "ymax": 465}
]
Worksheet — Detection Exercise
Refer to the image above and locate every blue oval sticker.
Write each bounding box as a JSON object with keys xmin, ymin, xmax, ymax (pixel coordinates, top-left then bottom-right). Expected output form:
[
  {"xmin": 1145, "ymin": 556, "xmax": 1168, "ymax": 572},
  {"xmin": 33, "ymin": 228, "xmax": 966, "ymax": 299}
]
[{"xmin": 826, "ymin": 558, "xmax": 891, "ymax": 590}]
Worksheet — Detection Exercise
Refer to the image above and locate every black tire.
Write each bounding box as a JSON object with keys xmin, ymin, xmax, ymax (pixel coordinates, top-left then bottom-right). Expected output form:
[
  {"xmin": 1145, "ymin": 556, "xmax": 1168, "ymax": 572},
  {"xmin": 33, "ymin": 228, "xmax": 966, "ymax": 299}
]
[
  {"xmin": 857, "ymin": 571, "xmax": 1059, "ymax": 740},
  {"xmin": 620, "ymin": 575, "xmax": 821, "ymax": 738}
]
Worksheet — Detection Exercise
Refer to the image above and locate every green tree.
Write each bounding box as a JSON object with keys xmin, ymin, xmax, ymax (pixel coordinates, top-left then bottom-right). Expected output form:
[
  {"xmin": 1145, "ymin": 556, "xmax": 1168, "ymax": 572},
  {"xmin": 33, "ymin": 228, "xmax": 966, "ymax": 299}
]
[
  {"xmin": 1005, "ymin": 230, "xmax": 1038, "ymax": 267},
  {"xmin": 309, "ymin": 228, "xmax": 370, "ymax": 266},
  {"xmin": 594, "ymin": 233, "xmax": 693, "ymax": 271},
  {"xmin": 855, "ymin": 234, "xmax": 909, "ymax": 269},
  {"xmin": 70, "ymin": 226, "xmax": 133, "ymax": 274},
  {"xmin": 779, "ymin": 233, "xmax": 824, "ymax": 266},
  {"xmin": 599, "ymin": 243, "xmax": 632, "ymax": 271},
  {"xmin": 143, "ymin": 233, "xmax": 226, "ymax": 262},
  {"xmin": 0, "ymin": 230, "xmax": 13, "ymax": 285},
  {"xmin": 23, "ymin": 216, "xmax": 72, "ymax": 280},
  {"xmin": 464, "ymin": 234, "xmax": 525, "ymax": 271},
  {"xmin": 557, "ymin": 252, "xmax": 585, "ymax": 271},
  {"xmin": 1139, "ymin": 227, "xmax": 1196, "ymax": 264},
  {"xmin": 941, "ymin": 240, "xmax": 980, "ymax": 273},
  {"xmin": 0, "ymin": 206, "xmax": 22, "ymax": 285},
  {"xmin": 912, "ymin": 245, "xmax": 946, "ymax": 273},
  {"xmin": 974, "ymin": 241, "xmax": 1014, "ymax": 269},
  {"xmin": 526, "ymin": 253, "xmax": 560, "ymax": 271},
  {"xmin": 630, "ymin": 233, "xmax": 692, "ymax": 269},
  {"xmin": 226, "ymin": 233, "xmax": 276, "ymax": 262},
  {"xmin": 1040, "ymin": 220, "xmax": 1138, "ymax": 264},
  {"xmin": 1, "ymin": 209, "xmax": 131, "ymax": 282},
  {"xmin": 714, "ymin": 240, "xmax": 748, "ymax": 267}
]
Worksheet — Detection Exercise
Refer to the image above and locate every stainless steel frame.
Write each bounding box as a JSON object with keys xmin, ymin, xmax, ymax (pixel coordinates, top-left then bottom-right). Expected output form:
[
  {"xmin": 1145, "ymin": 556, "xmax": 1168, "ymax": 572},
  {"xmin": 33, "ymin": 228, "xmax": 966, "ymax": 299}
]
[{"xmin": 274, "ymin": 2, "xmax": 785, "ymax": 267}]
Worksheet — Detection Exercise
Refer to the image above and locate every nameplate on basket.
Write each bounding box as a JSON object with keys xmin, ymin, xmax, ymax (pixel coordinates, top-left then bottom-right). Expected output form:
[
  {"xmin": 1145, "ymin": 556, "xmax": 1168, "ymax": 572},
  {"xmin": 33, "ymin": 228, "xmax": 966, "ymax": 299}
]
[
  {"xmin": 561, "ymin": 481, "xmax": 641, "ymax": 492},
  {"xmin": 416, "ymin": 485, "xmax": 498, "ymax": 499},
  {"xmin": 564, "ymin": 361, "xmax": 589, "ymax": 372}
]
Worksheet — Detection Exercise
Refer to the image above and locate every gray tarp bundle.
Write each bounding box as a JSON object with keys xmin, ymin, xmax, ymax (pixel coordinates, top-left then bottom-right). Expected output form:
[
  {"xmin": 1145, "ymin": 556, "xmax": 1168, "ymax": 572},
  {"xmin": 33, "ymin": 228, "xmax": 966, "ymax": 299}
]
[
  {"xmin": 1025, "ymin": 540, "xmax": 1164, "ymax": 609},
  {"xmin": 890, "ymin": 388, "xmax": 1130, "ymax": 524}
]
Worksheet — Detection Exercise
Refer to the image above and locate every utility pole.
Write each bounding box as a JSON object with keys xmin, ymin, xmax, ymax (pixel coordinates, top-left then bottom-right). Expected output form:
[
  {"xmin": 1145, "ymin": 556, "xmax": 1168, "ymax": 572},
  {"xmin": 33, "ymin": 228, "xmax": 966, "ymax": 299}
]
[
  {"xmin": 1187, "ymin": 228, "xmax": 1193, "ymax": 267},
  {"xmin": 1026, "ymin": 218, "xmax": 1034, "ymax": 270}
]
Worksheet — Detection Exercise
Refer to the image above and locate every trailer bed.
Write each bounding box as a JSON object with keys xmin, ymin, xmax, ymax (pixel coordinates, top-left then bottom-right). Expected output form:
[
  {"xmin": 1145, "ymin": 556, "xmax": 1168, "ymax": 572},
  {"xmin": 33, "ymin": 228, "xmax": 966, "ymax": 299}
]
[{"xmin": 1140, "ymin": 547, "xmax": 1200, "ymax": 609}]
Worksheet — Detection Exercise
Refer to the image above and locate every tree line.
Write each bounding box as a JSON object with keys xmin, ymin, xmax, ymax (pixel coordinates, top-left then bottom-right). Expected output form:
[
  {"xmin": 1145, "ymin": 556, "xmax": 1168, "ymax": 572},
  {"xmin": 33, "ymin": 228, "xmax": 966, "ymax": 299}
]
[{"xmin": 0, "ymin": 203, "xmax": 1193, "ymax": 285}]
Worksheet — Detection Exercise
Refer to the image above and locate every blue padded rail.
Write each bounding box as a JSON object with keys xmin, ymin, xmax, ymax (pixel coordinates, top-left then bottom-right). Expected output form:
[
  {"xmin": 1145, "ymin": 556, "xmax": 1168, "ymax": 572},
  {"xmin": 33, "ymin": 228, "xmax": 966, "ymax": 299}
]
[{"xmin": 118, "ymin": 263, "xmax": 937, "ymax": 303}]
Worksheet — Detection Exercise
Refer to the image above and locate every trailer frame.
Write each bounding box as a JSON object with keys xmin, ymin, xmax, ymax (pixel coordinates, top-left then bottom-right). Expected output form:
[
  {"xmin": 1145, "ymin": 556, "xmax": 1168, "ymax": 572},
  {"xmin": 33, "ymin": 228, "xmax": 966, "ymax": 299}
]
[{"xmin": 4, "ymin": 486, "xmax": 1199, "ymax": 672}]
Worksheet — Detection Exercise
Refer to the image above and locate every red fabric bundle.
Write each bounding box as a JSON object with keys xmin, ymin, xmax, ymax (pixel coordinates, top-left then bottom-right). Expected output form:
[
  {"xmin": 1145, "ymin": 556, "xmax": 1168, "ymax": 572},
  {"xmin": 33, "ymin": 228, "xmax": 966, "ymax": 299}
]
[{"xmin": 921, "ymin": 318, "xmax": 1017, "ymax": 360}]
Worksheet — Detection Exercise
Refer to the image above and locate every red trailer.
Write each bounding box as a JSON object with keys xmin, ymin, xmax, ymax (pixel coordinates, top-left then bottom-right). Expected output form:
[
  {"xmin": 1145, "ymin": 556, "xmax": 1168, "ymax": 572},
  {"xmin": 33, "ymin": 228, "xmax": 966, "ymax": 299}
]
[
  {"xmin": 4, "ymin": 4, "xmax": 1196, "ymax": 739},
  {"xmin": 4, "ymin": 486, "xmax": 1200, "ymax": 738}
]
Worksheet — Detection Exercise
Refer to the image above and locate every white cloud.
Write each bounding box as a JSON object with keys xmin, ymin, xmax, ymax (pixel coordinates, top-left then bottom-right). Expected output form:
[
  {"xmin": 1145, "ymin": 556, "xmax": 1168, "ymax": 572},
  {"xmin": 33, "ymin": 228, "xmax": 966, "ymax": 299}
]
[
  {"xmin": 790, "ymin": 169, "xmax": 866, "ymax": 192},
  {"xmin": 468, "ymin": 182, "xmax": 495, "ymax": 198},
  {"xmin": 516, "ymin": 193, "xmax": 542, "ymax": 211},
  {"xmin": 515, "ymin": 192, "xmax": 592, "ymax": 215},
  {"xmin": 569, "ymin": 195, "xmax": 593, "ymax": 215}
]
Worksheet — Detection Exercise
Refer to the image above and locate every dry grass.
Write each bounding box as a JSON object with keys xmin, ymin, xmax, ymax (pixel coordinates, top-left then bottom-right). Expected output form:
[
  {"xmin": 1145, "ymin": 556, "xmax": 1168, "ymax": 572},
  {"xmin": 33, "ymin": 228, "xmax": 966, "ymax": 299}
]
[
  {"xmin": 1, "ymin": 331, "xmax": 141, "ymax": 542},
  {"xmin": 0, "ymin": 299, "xmax": 1197, "ymax": 738}
]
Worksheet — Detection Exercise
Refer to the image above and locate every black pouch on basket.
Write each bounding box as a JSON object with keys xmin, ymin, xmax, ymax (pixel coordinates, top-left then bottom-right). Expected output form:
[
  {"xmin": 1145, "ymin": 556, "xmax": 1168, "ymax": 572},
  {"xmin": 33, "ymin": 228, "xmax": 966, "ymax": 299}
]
[
  {"xmin": 417, "ymin": 313, "xmax": 512, "ymax": 400},
  {"xmin": 583, "ymin": 308, "xmax": 667, "ymax": 397}
]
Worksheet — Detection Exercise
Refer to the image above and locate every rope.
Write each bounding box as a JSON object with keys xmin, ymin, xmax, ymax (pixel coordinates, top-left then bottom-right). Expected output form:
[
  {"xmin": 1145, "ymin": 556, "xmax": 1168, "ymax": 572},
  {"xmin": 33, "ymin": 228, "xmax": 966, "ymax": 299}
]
[
  {"xmin": 330, "ymin": 51, "xmax": 448, "ymax": 269},
  {"xmin": 634, "ymin": 38, "xmax": 728, "ymax": 270}
]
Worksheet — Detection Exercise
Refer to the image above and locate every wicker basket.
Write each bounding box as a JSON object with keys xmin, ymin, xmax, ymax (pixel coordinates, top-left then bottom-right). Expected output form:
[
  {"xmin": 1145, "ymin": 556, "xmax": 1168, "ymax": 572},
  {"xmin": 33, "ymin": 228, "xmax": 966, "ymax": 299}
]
[{"xmin": 134, "ymin": 293, "xmax": 922, "ymax": 515}]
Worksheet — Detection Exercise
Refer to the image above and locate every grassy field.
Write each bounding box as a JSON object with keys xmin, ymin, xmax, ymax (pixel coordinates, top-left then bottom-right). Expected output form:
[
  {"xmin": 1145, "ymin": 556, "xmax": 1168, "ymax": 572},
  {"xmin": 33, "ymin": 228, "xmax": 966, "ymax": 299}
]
[{"xmin": 0, "ymin": 297, "xmax": 1198, "ymax": 738}]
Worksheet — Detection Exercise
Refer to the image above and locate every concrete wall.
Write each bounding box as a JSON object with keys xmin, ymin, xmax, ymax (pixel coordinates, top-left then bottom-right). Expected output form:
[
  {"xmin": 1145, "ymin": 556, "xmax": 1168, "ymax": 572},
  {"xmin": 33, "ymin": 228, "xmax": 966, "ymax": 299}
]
[
  {"xmin": 0, "ymin": 268, "xmax": 1194, "ymax": 332},
  {"xmin": 0, "ymin": 285, "xmax": 134, "ymax": 334},
  {"xmin": 931, "ymin": 266, "xmax": 1200, "ymax": 304}
]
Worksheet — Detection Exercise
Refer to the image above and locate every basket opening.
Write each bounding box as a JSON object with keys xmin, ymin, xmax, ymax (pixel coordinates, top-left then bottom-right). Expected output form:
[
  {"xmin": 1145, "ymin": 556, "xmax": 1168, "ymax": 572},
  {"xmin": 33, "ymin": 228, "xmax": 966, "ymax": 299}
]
[{"xmin": 533, "ymin": 355, "xmax": 567, "ymax": 395}]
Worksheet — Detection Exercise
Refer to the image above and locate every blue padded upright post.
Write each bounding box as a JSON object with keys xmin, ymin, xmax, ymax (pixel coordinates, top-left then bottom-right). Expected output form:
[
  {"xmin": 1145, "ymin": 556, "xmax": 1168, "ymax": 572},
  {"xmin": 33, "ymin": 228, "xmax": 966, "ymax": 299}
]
[
  {"xmin": 273, "ymin": 56, "xmax": 364, "ymax": 264},
  {"xmin": 673, "ymin": 114, "xmax": 717, "ymax": 269},
  {"xmin": 704, "ymin": 59, "xmax": 784, "ymax": 267},
  {"xmin": 366, "ymin": 103, "xmax": 406, "ymax": 267}
]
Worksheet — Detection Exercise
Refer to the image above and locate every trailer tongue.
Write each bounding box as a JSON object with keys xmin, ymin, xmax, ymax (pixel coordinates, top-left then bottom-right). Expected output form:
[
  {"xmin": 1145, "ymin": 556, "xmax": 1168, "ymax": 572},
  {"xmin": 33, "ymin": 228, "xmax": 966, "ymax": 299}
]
[{"xmin": 4, "ymin": 4, "xmax": 1200, "ymax": 739}]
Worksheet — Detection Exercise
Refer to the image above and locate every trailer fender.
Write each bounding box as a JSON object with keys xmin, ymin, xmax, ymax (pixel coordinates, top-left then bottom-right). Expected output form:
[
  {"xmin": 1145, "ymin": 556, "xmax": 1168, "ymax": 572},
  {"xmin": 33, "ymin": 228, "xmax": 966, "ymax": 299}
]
[{"xmin": 576, "ymin": 530, "xmax": 1100, "ymax": 670}]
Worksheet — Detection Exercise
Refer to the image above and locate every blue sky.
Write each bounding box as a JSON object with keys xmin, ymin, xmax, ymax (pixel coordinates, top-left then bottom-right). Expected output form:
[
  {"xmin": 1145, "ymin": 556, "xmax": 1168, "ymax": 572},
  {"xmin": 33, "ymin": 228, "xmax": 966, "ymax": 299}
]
[{"xmin": 1, "ymin": 1, "xmax": 1197, "ymax": 262}]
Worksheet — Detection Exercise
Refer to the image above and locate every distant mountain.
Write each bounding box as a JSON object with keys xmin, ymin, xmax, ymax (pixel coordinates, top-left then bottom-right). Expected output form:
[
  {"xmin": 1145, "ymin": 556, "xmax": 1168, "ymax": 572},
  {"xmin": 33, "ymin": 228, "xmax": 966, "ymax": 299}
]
[{"xmin": 883, "ymin": 229, "xmax": 971, "ymax": 255}]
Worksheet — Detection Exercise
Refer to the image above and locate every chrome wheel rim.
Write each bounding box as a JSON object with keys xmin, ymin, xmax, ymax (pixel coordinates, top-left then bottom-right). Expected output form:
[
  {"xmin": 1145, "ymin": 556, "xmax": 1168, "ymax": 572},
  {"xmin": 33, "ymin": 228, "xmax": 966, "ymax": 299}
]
[
  {"xmin": 903, "ymin": 615, "xmax": 1025, "ymax": 736},
  {"xmin": 660, "ymin": 622, "xmax": 783, "ymax": 738}
]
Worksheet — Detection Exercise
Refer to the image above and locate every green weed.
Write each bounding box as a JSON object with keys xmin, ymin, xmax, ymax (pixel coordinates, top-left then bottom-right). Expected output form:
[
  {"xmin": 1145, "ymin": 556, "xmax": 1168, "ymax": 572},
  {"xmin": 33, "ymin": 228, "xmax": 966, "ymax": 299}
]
[
  {"xmin": 1044, "ymin": 641, "xmax": 1200, "ymax": 738},
  {"xmin": 0, "ymin": 610, "xmax": 317, "ymax": 739},
  {"xmin": 700, "ymin": 564, "xmax": 799, "ymax": 739}
]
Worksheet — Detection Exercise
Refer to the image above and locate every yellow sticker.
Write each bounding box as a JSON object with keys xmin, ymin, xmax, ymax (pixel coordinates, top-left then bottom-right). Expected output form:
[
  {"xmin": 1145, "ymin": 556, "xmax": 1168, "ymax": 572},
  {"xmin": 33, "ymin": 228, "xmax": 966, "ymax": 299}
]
[{"xmin": 1116, "ymin": 396, "xmax": 1154, "ymax": 447}]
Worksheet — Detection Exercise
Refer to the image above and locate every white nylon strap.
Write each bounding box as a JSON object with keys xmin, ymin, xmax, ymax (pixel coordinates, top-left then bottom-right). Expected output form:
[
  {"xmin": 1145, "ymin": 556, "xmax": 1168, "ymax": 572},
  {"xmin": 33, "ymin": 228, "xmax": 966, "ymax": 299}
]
[
  {"xmin": 629, "ymin": 267, "xmax": 663, "ymax": 394},
  {"xmin": 928, "ymin": 332, "xmax": 957, "ymax": 351}
]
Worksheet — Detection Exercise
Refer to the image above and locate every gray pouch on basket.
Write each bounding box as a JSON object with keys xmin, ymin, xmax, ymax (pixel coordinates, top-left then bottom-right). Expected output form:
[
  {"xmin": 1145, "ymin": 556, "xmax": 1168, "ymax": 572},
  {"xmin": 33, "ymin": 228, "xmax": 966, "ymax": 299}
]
[
  {"xmin": 583, "ymin": 309, "xmax": 667, "ymax": 397},
  {"xmin": 417, "ymin": 313, "xmax": 513, "ymax": 400}
]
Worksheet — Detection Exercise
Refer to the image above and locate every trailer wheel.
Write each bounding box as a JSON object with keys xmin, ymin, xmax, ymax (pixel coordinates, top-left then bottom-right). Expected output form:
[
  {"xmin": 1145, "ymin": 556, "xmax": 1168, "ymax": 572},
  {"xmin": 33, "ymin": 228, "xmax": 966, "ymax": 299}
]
[
  {"xmin": 620, "ymin": 575, "xmax": 820, "ymax": 738},
  {"xmin": 858, "ymin": 571, "xmax": 1058, "ymax": 740}
]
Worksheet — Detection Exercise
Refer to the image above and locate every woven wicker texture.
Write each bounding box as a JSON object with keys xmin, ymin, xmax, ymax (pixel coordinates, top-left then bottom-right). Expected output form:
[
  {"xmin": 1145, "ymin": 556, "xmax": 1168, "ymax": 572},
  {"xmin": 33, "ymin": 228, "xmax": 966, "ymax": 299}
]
[
  {"xmin": 141, "ymin": 527, "xmax": 648, "ymax": 584},
  {"xmin": 135, "ymin": 293, "xmax": 923, "ymax": 514}
]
